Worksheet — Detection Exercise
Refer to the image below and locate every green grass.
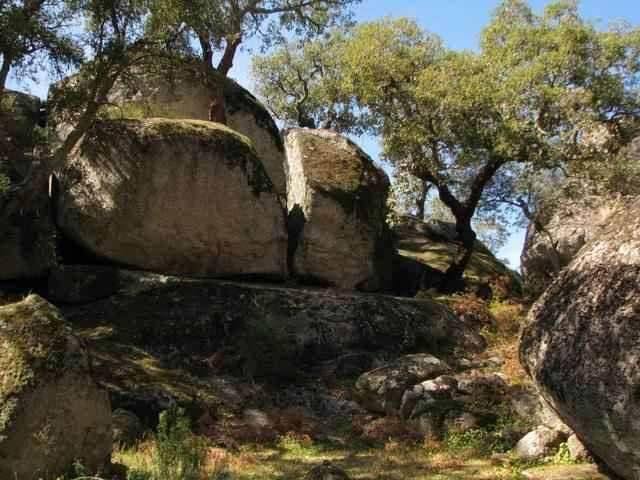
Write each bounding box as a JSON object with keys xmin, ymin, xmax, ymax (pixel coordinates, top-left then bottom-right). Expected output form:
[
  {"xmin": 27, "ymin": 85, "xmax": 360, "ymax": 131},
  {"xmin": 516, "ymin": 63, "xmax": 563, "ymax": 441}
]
[{"xmin": 113, "ymin": 432, "xmax": 560, "ymax": 480}]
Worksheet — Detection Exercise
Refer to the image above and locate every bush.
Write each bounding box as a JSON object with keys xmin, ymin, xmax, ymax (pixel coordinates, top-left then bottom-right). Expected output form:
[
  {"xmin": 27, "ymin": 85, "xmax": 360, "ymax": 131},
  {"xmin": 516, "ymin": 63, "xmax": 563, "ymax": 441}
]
[{"xmin": 155, "ymin": 406, "xmax": 208, "ymax": 480}]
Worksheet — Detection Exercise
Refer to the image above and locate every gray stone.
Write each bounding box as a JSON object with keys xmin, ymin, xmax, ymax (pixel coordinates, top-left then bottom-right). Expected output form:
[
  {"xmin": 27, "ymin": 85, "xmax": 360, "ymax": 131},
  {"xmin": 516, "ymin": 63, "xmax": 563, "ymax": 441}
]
[
  {"xmin": 520, "ymin": 194, "xmax": 619, "ymax": 298},
  {"xmin": 0, "ymin": 295, "xmax": 112, "ymax": 480},
  {"xmin": 97, "ymin": 62, "xmax": 287, "ymax": 196},
  {"xmin": 521, "ymin": 196, "xmax": 640, "ymax": 480},
  {"xmin": 355, "ymin": 354, "xmax": 451, "ymax": 414},
  {"xmin": 56, "ymin": 118, "xmax": 287, "ymax": 279},
  {"xmin": 515, "ymin": 426, "xmax": 566, "ymax": 460},
  {"xmin": 568, "ymin": 434, "xmax": 591, "ymax": 462},
  {"xmin": 285, "ymin": 128, "xmax": 392, "ymax": 291}
]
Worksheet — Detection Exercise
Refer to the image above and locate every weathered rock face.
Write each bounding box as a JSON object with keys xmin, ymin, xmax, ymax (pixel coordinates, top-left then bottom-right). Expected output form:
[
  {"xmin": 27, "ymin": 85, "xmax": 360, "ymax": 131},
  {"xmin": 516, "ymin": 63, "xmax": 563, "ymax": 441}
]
[
  {"xmin": 521, "ymin": 196, "xmax": 640, "ymax": 480},
  {"xmin": 59, "ymin": 270, "xmax": 485, "ymax": 417},
  {"xmin": 0, "ymin": 295, "xmax": 111, "ymax": 479},
  {"xmin": 285, "ymin": 129, "xmax": 392, "ymax": 291},
  {"xmin": 106, "ymin": 64, "xmax": 286, "ymax": 195},
  {"xmin": 0, "ymin": 177, "xmax": 56, "ymax": 281},
  {"xmin": 520, "ymin": 195, "xmax": 619, "ymax": 298},
  {"xmin": 56, "ymin": 118, "xmax": 287, "ymax": 279},
  {"xmin": 392, "ymin": 216, "xmax": 521, "ymax": 297},
  {"xmin": 515, "ymin": 426, "xmax": 566, "ymax": 460}
]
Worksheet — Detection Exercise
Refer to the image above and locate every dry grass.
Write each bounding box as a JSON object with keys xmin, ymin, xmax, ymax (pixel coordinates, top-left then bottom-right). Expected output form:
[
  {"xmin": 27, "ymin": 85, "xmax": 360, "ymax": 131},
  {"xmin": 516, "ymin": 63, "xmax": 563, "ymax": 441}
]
[
  {"xmin": 114, "ymin": 434, "xmax": 529, "ymax": 480},
  {"xmin": 484, "ymin": 300, "xmax": 529, "ymax": 384}
]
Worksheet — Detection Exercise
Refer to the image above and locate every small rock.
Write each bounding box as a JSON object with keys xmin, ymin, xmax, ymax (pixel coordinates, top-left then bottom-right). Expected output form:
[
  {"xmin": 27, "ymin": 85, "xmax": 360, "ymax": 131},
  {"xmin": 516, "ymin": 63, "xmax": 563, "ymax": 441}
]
[
  {"xmin": 305, "ymin": 460, "xmax": 350, "ymax": 480},
  {"xmin": 355, "ymin": 354, "xmax": 451, "ymax": 414},
  {"xmin": 112, "ymin": 409, "xmax": 144, "ymax": 447},
  {"xmin": 444, "ymin": 412, "xmax": 479, "ymax": 434},
  {"xmin": 515, "ymin": 426, "xmax": 566, "ymax": 460},
  {"xmin": 568, "ymin": 434, "xmax": 591, "ymax": 462}
]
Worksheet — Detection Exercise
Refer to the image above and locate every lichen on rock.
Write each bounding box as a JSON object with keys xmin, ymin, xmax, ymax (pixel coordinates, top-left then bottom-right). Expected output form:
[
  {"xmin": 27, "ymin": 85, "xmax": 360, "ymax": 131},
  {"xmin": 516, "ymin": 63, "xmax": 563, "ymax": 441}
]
[
  {"xmin": 56, "ymin": 118, "xmax": 287, "ymax": 279},
  {"xmin": 0, "ymin": 295, "xmax": 111, "ymax": 480}
]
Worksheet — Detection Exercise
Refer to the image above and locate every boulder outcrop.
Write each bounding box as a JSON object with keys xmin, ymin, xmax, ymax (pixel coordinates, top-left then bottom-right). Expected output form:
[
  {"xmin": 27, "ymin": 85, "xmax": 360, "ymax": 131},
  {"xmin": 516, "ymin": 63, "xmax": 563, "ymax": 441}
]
[
  {"xmin": 392, "ymin": 216, "xmax": 521, "ymax": 297},
  {"xmin": 284, "ymin": 129, "xmax": 392, "ymax": 291},
  {"xmin": 105, "ymin": 63, "xmax": 287, "ymax": 195},
  {"xmin": 521, "ymin": 196, "xmax": 640, "ymax": 480},
  {"xmin": 0, "ymin": 295, "xmax": 111, "ymax": 479},
  {"xmin": 520, "ymin": 195, "xmax": 618, "ymax": 298},
  {"xmin": 59, "ymin": 270, "xmax": 485, "ymax": 416},
  {"xmin": 56, "ymin": 118, "xmax": 287, "ymax": 279}
]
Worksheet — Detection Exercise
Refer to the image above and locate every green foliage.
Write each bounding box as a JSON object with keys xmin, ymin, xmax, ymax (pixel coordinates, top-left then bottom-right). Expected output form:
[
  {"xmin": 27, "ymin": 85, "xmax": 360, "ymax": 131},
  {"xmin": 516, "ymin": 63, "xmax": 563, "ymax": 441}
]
[
  {"xmin": 0, "ymin": 1, "xmax": 81, "ymax": 91},
  {"xmin": 252, "ymin": 32, "xmax": 361, "ymax": 131},
  {"xmin": 0, "ymin": 172, "xmax": 9, "ymax": 197},
  {"xmin": 148, "ymin": 0, "xmax": 359, "ymax": 75},
  {"xmin": 154, "ymin": 406, "xmax": 208, "ymax": 480},
  {"xmin": 552, "ymin": 442, "xmax": 577, "ymax": 465}
]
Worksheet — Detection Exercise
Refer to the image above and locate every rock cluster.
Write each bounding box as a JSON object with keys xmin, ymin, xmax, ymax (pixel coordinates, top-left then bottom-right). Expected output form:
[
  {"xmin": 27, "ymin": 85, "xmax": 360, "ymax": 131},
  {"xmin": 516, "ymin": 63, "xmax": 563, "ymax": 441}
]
[{"xmin": 353, "ymin": 353, "xmax": 513, "ymax": 441}]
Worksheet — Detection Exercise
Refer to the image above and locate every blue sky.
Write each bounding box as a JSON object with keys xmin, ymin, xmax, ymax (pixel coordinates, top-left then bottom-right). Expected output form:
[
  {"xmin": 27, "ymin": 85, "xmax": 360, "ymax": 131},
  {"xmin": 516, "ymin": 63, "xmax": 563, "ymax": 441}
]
[{"xmin": 8, "ymin": 0, "xmax": 639, "ymax": 269}]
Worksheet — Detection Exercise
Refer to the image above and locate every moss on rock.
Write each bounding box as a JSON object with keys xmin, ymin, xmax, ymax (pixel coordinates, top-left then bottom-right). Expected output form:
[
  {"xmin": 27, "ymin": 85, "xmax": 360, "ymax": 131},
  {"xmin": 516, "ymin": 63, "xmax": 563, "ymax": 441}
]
[{"xmin": 83, "ymin": 118, "xmax": 274, "ymax": 195}]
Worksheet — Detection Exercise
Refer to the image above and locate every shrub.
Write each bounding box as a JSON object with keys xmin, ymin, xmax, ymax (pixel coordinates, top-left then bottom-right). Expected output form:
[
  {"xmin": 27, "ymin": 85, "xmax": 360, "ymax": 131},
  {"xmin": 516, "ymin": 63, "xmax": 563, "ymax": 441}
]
[
  {"xmin": 449, "ymin": 293, "xmax": 494, "ymax": 327},
  {"xmin": 155, "ymin": 406, "xmax": 208, "ymax": 480}
]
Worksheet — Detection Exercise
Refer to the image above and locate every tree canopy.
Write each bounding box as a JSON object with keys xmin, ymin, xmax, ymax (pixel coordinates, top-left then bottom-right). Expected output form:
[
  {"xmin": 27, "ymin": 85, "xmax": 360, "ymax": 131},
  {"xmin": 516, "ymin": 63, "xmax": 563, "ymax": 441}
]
[
  {"xmin": 252, "ymin": 2, "xmax": 640, "ymax": 289},
  {"xmin": 148, "ymin": 0, "xmax": 360, "ymax": 76}
]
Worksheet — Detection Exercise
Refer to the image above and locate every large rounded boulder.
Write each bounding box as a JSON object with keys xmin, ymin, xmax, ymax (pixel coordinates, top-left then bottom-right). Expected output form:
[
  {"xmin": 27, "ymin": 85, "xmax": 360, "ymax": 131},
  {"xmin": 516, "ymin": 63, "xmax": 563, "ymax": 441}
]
[
  {"xmin": 284, "ymin": 128, "xmax": 392, "ymax": 291},
  {"xmin": 106, "ymin": 63, "xmax": 287, "ymax": 196},
  {"xmin": 0, "ymin": 295, "xmax": 112, "ymax": 479},
  {"xmin": 520, "ymin": 196, "xmax": 640, "ymax": 480},
  {"xmin": 56, "ymin": 118, "xmax": 287, "ymax": 278}
]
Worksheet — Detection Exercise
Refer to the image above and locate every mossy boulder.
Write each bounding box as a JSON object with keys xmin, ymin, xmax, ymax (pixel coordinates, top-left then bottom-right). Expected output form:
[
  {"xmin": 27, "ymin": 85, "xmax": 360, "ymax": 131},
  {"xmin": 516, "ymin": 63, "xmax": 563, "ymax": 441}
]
[
  {"xmin": 284, "ymin": 128, "xmax": 393, "ymax": 291},
  {"xmin": 103, "ymin": 62, "xmax": 287, "ymax": 196},
  {"xmin": 0, "ymin": 295, "xmax": 111, "ymax": 479},
  {"xmin": 56, "ymin": 118, "xmax": 287, "ymax": 279},
  {"xmin": 392, "ymin": 216, "xmax": 521, "ymax": 297}
]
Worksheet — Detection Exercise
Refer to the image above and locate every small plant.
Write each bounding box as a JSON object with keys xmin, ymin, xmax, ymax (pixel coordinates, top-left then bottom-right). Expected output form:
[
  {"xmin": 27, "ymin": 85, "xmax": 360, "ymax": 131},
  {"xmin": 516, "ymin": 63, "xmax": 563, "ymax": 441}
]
[
  {"xmin": 155, "ymin": 406, "xmax": 207, "ymax": 480},
  {"xmin": 552, "ymin": 442, "xmax": 576, "ymax": 465}
]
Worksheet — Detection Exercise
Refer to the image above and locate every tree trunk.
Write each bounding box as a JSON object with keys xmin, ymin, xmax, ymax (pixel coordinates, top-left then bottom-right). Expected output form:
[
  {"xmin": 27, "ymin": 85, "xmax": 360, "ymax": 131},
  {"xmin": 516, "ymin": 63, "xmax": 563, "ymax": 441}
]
[
  {"xmin": 441, "ymin": 217, "xmax": 476, "ymax": 292},
  {"xmin": 416, "ymin": 181, "xmax": 430, "ymax": 220},
  {"xmin": 0, "ymin": 54, "xmax": 13, "ymax": 97},
  {"xmin": 217, "ymin": 35, "xmax": 242, "ymax": 77}
]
